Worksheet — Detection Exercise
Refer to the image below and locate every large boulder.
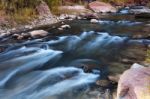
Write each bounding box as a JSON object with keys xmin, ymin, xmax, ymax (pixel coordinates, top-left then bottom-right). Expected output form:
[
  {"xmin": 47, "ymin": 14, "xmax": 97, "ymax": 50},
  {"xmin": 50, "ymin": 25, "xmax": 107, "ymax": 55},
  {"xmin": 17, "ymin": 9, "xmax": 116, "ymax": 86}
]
[
  {"xmin": 117, "ymin": 63, "xmax": 150, "ymax": 99},
  {"xmin": 88, "ymin": 1, "xmax": 117, "ymax": 13}
]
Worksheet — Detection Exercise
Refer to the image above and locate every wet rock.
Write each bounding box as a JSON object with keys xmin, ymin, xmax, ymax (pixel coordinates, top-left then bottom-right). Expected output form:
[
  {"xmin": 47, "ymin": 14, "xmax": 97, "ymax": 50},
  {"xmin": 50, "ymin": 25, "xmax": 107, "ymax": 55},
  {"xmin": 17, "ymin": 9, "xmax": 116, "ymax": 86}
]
[
  {"xmin": 68, "ymin": 15, "xmax": 77, "ymax": 19},
  {"xmin": 88, "ymin": 90, "xmax": 100, "ymax": 96},
  {"xmin": 117, "ymin": 63, "xmax": 150, "ymax": 99},
  {"xmin": 132, "ymin": 34, "xmax": 143, "ymax": 39},
  {"xmin": 59, "ymin": 14, "xmax": 77, "ymax": 20},
  {"xmin": 88, "ymin": 1, "xmax": 117, "ymax": 13},
  {"xmin": 17, "ymin": 35, "xmax": 24, "ymax": 40},
  {"xmin": 29, "ymin": 30, "xmax": 48, "ymax": 38},
  {"xmin": 90, "ymin": 19, "xmax": 99, "ymax": 23},
  {"xmin": 146, "ymin": 24, "xmax": 150, "ymax": 26},
  {"xmin": 59, "ymin": 14, "xmax": 68, "ymax": 20},
  {"xmin": 96, "ymin": 80, "xmax": 110, "ymax": 87},
  {"xmin": 58, "ymin": 28, "xmax": 64, "ymax": 31},
  {"xmin": 108, "ymin": 74, "xmax": 120, "ymax": 83},
  {"xmin": 58, "ymin": 24, "xmax": 71, "ymax": 30},
  {"xmin": 24, "ymin": 25, "xmax": 32, "ymax": 29},
  {"xmin": 121, "ymin": 58, "xmax": 134, "ymax": 64},
  {"xmin": 79, "ymin": 13, "xmax": 98, "ymax": 20},
  {"xmin": 12, "ymin": 33, "xmax": 25, "ymax": 40},
  {"xmin": 0, "ymin": 33, "xmax": 7, "ymax": 38},
  {"xmin": 21, "ymin": 33, "xmax": 30, "ymax": 39},
  {"xmin": 77, "ymin": 16, "xmax": 82, "ymax": 20},
  {"xmin": 12, "ymin": 34, "xmax": 20, "ymax": 38},
  {"xmin": 61, "ymin": 24, "xmax": 70, "ymax": 28}
]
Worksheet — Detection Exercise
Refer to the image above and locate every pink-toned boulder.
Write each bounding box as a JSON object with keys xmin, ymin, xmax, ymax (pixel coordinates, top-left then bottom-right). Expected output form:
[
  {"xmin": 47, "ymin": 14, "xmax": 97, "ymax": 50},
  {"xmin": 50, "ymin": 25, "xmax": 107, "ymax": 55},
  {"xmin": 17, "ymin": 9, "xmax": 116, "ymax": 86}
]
[
  {"xmin": 36, "ymin": 1, "xmax": 52, "ymax": 16},
  {"xmin": 58, "ymin": 5, "xmax": 92, "ymax": 14},
  {"xmin": 88, "ymin": 1, "xmax": 117, "ymax": 13},
  {"xmin": 29, "ymin": 30, "xmax": 48, "ymax": 38},
  {"xmin": 117, "ymin": 63, "xmax": 150, "ymax": 99}
]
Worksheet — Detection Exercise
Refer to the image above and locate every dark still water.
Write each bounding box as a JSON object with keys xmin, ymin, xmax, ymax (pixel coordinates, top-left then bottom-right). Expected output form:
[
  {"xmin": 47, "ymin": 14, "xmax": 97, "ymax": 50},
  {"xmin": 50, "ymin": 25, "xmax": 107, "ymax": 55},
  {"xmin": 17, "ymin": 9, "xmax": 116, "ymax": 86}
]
[{"xmin": 0, "ymin": 14, "xmax": 149, "ymax": 99}]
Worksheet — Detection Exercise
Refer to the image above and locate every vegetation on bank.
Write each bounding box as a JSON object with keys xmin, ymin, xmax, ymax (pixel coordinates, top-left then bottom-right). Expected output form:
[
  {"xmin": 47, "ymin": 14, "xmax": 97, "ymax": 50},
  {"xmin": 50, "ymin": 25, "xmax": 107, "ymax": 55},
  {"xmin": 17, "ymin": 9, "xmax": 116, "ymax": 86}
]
[
  {"xmin": 145, "ymin": 49, "xmax": 150, "ymax": 63},
  {"xmin": 0, "ymin": 0, "xmax": 150, "ymax": 24},
  {"xmin": 1, "ymin": 0, "xmax": 149, "ymax": 15},
  {"xmin": 0, "ymin": 0, "xmax": 62, "ymax": 24}
]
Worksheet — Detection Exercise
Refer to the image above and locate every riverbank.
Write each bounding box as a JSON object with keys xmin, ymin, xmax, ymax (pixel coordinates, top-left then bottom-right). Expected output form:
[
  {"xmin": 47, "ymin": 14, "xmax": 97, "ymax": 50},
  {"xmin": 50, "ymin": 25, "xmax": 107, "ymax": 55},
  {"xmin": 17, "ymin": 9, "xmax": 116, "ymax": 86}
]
[{"xmin": 1, "ymin": 0, "xmax": 150, "ymax": 36}]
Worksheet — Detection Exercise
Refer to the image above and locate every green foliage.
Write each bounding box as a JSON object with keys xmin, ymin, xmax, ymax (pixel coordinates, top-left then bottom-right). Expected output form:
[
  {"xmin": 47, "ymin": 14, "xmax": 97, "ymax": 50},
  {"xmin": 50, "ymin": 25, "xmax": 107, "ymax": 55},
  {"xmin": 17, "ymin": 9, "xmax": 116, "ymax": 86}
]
[
  {"xmin": 0, "ymin": 0, "xmax": 62, "ymax": 23},
  {"xmin": 44, "ymin": 0, "xmax": 62, "ymax": 14},
  {"xmin": 44, "ymin": 0, "xmax": 62, "ymax": 8},
  {"xmin": 0, "ymin": 0, "xmax": 64, "ymax": 15},
  {"xmin": 145, "ymin": 49, "xmax": 150, "ymax": 63},
  {"xmin": 0, "ymin": 0, "xmax": 144, "ymax": 23},
  {"xmin": 0, "ymin": 0, "xmax": 39, "ymax": 14},
  {"xmin": 100, "ymin": 0, "xmax": 129, "ymax": 3},
  {"xmin": 0, "ymin": 0, "xmax": 131, "ymax": 15}
]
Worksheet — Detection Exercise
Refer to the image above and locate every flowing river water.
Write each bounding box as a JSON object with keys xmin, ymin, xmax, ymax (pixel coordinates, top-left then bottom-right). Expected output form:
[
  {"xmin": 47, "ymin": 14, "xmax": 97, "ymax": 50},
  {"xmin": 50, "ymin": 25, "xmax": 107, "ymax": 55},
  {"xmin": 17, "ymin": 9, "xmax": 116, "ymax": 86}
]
[{"xmin": 0, "ymin": 13, "xmax": 150, "ymax": 99}]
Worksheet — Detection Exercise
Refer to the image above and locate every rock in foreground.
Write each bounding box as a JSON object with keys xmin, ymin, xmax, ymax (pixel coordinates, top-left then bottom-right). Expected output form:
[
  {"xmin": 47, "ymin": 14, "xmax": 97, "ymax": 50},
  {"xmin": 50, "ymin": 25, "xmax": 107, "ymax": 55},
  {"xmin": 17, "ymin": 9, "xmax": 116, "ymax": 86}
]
[{"xmin": 117, "ymin": 63, "xmax": 150, "ymax": 99}]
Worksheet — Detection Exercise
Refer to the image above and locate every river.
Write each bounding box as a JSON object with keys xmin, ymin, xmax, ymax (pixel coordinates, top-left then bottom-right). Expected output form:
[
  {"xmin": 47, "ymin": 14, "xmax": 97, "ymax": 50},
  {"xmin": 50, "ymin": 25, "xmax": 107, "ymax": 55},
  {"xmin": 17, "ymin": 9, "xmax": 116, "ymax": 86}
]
[{"xmin": 0, "ymin": 12, "xmax": 149, "ymax": 99}]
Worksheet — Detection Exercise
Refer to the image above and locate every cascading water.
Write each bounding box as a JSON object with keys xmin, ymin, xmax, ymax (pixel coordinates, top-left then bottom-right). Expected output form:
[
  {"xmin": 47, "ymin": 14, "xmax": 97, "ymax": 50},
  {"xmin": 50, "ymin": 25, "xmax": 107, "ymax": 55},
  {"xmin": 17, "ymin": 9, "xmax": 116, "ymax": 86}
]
[
  {"xmin": 0, "ymin": 14, "xmax": 150, "ymax": 99},
  {"xmin": 0, "ymin": 31, "xmax": 131, "ymax": 99}
]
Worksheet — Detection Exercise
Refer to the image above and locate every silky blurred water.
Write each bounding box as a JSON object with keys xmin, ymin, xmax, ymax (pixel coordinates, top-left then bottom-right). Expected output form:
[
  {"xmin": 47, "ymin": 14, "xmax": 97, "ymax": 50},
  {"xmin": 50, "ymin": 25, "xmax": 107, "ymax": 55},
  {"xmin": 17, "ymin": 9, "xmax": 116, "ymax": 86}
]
[
  {"xmin": 0, "ymin": 12, "xmax": 149, "ymax": 99},
  {"xmin": 0, "ymin": 31, "xmax": 132, "ymax": 99}
]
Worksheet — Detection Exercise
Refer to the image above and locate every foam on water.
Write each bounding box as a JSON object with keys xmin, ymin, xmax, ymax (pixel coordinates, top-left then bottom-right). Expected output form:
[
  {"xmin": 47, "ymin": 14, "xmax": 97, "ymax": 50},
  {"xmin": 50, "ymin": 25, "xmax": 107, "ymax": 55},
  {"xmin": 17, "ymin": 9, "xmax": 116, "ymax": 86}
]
[{"xmin": 0, "ymin": 31, "xmax": 132, "ymax": 99}]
